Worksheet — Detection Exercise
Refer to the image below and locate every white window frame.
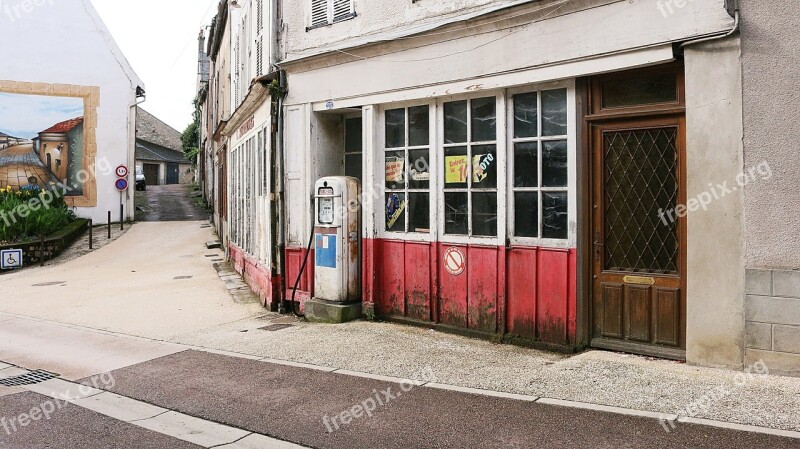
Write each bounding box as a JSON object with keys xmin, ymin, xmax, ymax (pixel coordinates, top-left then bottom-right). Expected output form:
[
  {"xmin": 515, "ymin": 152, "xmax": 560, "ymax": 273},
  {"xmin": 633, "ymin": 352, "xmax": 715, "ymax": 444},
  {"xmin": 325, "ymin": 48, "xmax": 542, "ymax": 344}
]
[
  {"xmin": 308, "ymin": 0, "xmax": 355, "ymax": 30},
  {"xmin": 506, "ymin": 80, "xmax": 577, "ymax": 249},
  {"xmin": 376, "ymin": 101, "xmax": 436, "ymax": 243},
  {"xmin": 436, "ymin": 91, "xmax": 507, "ymax": 247}
]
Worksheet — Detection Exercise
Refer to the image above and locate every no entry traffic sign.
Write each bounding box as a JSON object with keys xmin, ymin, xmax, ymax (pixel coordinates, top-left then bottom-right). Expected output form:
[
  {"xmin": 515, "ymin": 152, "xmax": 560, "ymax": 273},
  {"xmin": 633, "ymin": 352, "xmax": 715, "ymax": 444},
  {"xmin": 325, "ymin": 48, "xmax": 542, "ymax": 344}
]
[{"xmin": 443, "ymin": 247, "xmax": 466, "ymax": 276}]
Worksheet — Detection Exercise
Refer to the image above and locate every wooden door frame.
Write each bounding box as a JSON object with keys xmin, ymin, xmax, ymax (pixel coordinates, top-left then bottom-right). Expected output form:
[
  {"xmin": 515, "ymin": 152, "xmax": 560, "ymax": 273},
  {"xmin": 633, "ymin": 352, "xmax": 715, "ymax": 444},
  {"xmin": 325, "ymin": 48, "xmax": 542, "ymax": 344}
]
[{"xmin": 581, "ymin": 62, "xmax": 687, "ymax": 359}]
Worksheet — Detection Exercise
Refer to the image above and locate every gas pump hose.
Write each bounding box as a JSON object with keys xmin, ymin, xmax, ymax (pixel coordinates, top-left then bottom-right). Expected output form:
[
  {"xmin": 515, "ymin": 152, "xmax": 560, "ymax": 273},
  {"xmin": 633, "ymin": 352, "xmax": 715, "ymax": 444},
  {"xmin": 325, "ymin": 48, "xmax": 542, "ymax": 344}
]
[{"xmin": 288, "ymin": 223, "xmax": 315, "ymax": 318}]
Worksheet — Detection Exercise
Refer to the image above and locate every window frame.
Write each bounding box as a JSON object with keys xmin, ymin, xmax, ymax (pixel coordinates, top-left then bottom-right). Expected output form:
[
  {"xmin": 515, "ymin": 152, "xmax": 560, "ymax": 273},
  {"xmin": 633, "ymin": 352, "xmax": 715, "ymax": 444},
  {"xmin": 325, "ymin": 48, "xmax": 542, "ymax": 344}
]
[
  {"xmin": 436, "ymin": 92, "xmax": 507, "ymax": 246},
  {"xmin": 377, "ymin": 102, "xmax": 435, "ymax": 242},
  {"xmin": 506, "ymin": 81, "xmax": 577, "ymax": 249}
]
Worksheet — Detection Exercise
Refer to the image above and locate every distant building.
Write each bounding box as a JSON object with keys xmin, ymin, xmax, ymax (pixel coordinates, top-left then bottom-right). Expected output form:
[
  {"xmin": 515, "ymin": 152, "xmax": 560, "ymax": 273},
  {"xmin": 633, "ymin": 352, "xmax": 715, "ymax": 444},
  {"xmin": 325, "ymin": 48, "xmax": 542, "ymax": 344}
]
[
  {"xmin": 135, "ymin": 108, "xmax": 192, "ymax": 186},
  {"xmin": 37, "ymin": 117, "xmax": 84, "ymax": 193}
]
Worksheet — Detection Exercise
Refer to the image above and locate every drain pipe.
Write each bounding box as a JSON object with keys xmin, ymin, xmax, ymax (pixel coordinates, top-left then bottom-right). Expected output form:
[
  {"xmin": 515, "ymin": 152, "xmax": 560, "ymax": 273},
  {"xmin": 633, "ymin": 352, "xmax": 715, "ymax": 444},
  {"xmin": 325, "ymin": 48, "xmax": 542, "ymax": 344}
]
[{"xmin": 681, "ymin": 4, "xmax": 739, "ymax": 49}]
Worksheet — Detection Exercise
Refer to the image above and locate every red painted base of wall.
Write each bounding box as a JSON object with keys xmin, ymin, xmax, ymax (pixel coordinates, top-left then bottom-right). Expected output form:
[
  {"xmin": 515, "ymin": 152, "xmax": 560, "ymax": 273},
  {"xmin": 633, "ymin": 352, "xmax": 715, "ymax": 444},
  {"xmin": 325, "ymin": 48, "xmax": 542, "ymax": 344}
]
[
  {"xmin": 284, "ymin": 246, "xmax": 314, "ymax": 313},
  {"xmin": 229, "ymin": 244, "xmax": 278, "ymax": 308},
  {"xmin": 285, "ymin": 239, "xmax": 578, "ymax": 349}
]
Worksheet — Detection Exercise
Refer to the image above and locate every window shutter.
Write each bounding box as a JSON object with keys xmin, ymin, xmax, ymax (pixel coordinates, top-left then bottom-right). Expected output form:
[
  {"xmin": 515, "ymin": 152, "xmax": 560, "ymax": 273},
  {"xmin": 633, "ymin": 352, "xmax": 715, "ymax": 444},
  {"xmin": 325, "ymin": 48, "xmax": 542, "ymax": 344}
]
[
  {"xmin": 256, "ymin": 0, "xmax": 264, "ymax": 32},
  {"xmin": 332, "ymin": 0, "xmax": 352, "ymax": 21},
  {"xmin": 310, "ymin": 0, "xmax": 328, "ymax": 27},
  {"xmin": 256, "ymin": 39, "xmax": 263, "ymax": 77}
]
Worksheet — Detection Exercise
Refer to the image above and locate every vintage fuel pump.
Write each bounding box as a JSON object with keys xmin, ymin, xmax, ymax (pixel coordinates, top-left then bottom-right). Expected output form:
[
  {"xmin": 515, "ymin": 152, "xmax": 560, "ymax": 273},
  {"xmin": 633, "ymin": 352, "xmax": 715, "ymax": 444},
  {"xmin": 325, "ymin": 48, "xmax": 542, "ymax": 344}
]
[{"xmin": 289, "ymin": 176, "xmax": 362, "ymax": 322}]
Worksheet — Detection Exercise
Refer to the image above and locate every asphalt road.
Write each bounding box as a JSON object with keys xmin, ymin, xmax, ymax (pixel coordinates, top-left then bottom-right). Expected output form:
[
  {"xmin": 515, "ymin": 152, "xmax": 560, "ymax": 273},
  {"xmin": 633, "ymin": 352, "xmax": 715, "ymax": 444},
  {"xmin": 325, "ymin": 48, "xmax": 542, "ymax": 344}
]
[{"xmin": 135, "ymin": 184, "xmax": 208, "ymax": 221}]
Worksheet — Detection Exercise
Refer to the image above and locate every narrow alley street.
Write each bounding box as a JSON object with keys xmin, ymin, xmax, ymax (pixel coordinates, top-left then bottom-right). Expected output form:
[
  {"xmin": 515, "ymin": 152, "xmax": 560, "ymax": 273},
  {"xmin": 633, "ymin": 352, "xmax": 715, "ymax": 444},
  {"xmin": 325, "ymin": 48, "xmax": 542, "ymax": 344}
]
[{"xmin": 135, "ymin": 184, "xmax": 209, "ymax": 222}]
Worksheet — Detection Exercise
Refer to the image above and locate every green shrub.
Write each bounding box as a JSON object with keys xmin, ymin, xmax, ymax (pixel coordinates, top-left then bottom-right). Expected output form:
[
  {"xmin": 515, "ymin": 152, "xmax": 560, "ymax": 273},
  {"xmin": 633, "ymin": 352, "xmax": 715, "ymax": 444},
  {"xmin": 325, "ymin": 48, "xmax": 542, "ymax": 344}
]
[{"xmin": 0, "ymin": 186, "xmax": 76, "ymax": 243}]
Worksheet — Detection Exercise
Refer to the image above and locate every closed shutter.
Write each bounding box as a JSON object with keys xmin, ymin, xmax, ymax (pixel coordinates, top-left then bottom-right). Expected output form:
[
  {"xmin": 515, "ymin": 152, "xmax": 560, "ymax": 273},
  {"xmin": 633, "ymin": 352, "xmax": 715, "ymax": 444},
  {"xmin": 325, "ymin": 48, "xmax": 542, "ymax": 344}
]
[
  {"xmin": 332, "ymin": 0, "xmax": 352, "ymax": 21},
  {"xmin": 256, "ymin": 39, "xmax": 263, "ymax": 77},
  {"xmin": 310, "ymin": 0, "xmax": 328, "ymax": 27}
]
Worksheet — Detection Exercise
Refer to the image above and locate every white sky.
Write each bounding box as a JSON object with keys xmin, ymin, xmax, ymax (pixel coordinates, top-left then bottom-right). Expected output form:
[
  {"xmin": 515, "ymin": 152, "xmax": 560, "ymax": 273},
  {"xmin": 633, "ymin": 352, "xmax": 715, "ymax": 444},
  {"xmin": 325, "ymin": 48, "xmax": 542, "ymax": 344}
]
[{"xmin": 91, "ymin": 0, "xmax": 218, "ymax": 133}]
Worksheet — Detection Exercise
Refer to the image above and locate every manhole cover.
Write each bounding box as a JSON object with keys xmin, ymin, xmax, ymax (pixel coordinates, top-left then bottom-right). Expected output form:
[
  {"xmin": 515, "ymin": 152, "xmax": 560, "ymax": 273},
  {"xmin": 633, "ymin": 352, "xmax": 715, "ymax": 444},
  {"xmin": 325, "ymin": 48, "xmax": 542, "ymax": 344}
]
[
  {"xmin": 0, "ymin": 370, "xmax": 60, "ymax": 387},
  {"xmin": 259, "ymin": 324, "xmax": 295, "ymax": 332},
  {"xmin": 174, "ymin": 276, "xmax": 194, "ymax": 280},
  {"xmin": 32, "ymin": 281, "xmax": 66, "ymax": 287}
]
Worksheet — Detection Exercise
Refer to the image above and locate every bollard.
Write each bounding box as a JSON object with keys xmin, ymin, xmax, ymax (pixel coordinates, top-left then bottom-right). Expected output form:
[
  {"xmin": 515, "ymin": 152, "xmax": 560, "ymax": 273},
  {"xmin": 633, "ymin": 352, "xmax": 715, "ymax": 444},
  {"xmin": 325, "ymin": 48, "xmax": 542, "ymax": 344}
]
[
  {"xmin": 39, "ymin": 234, "xmax": 45, "ymax": 267},
  {"xmin": 107, "ymin": 211, "xmax": 111, "ymax": 239},
  {"xmin": 88, "ymin": 219, "xmax": 93, "ymax": 250}
]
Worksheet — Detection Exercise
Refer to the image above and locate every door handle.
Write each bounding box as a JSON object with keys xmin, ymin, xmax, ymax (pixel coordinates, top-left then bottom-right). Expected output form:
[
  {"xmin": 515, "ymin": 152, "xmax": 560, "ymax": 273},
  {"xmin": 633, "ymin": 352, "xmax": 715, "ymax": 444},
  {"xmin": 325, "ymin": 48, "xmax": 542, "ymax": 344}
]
[{"xmin": 594, "ymin": 231, "xmax": 603, "ymax": 262}]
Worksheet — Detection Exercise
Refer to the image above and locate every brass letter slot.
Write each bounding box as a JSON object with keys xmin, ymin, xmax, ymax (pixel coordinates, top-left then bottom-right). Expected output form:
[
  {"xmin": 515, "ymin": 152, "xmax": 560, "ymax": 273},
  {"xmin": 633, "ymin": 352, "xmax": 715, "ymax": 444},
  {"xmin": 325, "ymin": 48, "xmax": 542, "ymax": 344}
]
[{"xmin": 623, "ymin": 275, "xmax": 656, "ymax": 286}]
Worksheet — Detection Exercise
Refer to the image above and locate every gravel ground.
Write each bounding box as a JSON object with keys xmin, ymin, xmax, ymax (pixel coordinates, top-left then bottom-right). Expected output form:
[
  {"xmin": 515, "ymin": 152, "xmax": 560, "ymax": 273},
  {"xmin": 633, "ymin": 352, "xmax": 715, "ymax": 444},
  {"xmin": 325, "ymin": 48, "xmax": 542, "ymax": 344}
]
[{"xmin": 171, "ymin": 314, "xmax": 800, "ymax": 433}]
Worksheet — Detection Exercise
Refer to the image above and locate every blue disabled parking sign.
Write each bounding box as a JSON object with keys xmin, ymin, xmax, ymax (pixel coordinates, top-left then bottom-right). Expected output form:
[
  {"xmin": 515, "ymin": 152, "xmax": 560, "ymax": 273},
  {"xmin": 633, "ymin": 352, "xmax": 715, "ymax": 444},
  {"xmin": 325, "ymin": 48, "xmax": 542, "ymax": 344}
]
[{"xmin": 1, "ymin": 249, "xmax": 23, "ymax": 270}]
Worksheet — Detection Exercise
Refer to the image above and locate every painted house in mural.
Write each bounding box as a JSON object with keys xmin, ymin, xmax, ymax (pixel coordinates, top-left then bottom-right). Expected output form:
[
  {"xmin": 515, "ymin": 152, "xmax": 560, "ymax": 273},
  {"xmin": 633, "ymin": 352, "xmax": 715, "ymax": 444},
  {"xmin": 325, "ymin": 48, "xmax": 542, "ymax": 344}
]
[{"xmin": 0, "ymin": 0, "xmax": 144, "ymax": 223}]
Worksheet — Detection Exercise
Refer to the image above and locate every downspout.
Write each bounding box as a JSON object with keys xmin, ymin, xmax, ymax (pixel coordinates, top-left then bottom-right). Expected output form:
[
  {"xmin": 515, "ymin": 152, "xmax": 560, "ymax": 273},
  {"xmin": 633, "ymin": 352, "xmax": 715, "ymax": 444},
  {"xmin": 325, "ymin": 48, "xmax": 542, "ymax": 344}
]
[{"xmin": 680, "ymin": 2, "xmax": 740, "ymax": 49}]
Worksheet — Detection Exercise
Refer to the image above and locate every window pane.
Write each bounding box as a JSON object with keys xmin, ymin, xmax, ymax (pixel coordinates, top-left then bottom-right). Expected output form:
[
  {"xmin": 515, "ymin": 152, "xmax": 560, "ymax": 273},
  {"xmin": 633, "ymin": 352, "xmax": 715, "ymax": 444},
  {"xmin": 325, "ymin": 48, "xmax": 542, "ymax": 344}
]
[
  {"xmin": 514, "ymin": 141, "xmax": 538, "ymax": 187},
  {"xmin": 542, "ymin": 191, "xmax": 568, "ymax": 239},
  {"xmin": 386, "ymin": 192, "xmax": 406, "ymax": 232},
  {"xmin": 471, "ymin": 97, "xmax": 496, "ymax": 142},
  {"xmin": 409, "ymin": 106, "xmax": 429, "ymax": 147},
  {"xmin": 542, "ymin": 89, "xmax": 567, "ymax": 136},
  {"xmin": 385, "ymin": 151, "xmax": 405, "ymax": 189},
  {"xmin": 444, "ymin": 192, "xmax": 468, "ymax": 235},
  {"xmin": 472, "ymin": 192, "xmax": 498, "ymax": 237},
  {"xmin": 444, "ymin": 146, "xmax": 468, "ymax": 189},
  {"xmin": 542, "ymin": 140, "xmax": 568, "ymax": 187},
  {"xmin": 385, "ymin": 108, "xmax": 405, "ymax": 148},
  {"xmin": 345, "ymin": 117, "xmax": 362, "ymax": 153},
  {"xmin": 513, "ymin": 92, "xmax": 538, "ymax": 138},
  {"xmin": 515, "ymin": 192, "xmax": 539, "ymax": 238},
  {"xmin": 444, "ymin": 101, "xmax": 468, "ymax": 144},
  {"xmin": 472, "ymin": 145, "xmax": 497, "ymax": 189},
  {"xmin": 345, "ymin": 154, "xmax": 362, "ymax": 182},
  {"xmin": 602, "ymin": 74, "xmax": 678, "ymax": 109},
  {"xmin": 409, "ymin": 193, "xmax": 430, "ymax": 233},
  {"xmin": 408, "ymin": 149, "xmax": 430, "ymax": 189}
]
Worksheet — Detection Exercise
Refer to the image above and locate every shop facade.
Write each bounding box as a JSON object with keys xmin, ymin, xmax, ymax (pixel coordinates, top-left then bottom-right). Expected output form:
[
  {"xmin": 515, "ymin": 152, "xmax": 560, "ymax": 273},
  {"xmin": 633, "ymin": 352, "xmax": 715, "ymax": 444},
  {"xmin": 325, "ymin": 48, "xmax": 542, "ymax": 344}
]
[{"xmin": 279, "ymin": 0, "xmax": 746, "ymax": 368}]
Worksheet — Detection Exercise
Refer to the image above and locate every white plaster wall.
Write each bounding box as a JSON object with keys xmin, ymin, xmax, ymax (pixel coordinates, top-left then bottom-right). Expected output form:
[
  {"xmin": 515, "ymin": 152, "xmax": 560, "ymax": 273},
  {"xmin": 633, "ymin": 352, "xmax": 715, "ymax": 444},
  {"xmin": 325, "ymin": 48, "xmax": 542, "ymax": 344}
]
[
  {"xmin": 282, "ymin": 0, "xmax": 732, "ymax": 107},
  {"xmin": 684, "ymin": 37, "xmax": 745, "ymax": 370},
  {"xmin": 0, "ymin": 0, "xmax": 142, "ymax": 224},
  {"xmin": 740, "ymin": 0, "xmax": 800, "ymax": 270}
]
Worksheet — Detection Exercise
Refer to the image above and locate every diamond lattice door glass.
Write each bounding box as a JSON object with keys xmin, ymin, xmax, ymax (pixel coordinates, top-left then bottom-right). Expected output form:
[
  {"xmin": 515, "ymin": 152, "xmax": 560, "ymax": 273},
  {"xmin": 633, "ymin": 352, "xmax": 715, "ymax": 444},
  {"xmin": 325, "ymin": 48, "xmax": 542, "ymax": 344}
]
[{"xmin": 603, "ymin": 128, "xmax": 678, "ymax": 274}]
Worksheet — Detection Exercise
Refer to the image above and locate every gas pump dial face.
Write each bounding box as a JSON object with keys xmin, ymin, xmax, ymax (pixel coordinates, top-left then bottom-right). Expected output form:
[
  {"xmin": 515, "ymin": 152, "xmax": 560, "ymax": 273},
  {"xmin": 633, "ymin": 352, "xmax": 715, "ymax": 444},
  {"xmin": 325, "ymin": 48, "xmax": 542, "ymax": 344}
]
[{"xmin": 318, "ymin": 187, "xmax": 335, "ymax": 225}]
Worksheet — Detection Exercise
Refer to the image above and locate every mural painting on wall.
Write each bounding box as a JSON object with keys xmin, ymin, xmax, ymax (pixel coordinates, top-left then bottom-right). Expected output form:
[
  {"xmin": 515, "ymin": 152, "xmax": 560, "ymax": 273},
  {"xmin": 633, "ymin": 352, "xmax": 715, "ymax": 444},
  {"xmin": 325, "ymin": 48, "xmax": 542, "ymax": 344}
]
[{"xmin": 0, "ymin": 92, "xmax": 86, "ymax": 195}]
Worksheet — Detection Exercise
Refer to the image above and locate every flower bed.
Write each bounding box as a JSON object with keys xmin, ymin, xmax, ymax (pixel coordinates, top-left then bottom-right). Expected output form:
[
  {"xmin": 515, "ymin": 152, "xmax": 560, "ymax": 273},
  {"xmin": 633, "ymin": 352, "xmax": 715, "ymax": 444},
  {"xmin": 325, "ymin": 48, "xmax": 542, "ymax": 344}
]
[{"xmin": 0, "ymin": 185, "xmax": 77, "ymax": 244}]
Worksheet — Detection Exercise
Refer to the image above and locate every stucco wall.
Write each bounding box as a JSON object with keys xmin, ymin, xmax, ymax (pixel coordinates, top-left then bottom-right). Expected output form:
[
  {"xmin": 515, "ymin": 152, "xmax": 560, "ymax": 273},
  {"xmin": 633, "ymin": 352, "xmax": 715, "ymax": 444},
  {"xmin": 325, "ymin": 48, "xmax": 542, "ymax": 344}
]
[
  {"xmin": 0, "ymin": 0, "xmax": 142, "ymax": 224},
  {"xmin": 684, "ymin": 38, "xmax": 745, "ymax": 370},
  {"xmin": 740, "ymin": 0, "xmax": 800, "ymax": 270}
]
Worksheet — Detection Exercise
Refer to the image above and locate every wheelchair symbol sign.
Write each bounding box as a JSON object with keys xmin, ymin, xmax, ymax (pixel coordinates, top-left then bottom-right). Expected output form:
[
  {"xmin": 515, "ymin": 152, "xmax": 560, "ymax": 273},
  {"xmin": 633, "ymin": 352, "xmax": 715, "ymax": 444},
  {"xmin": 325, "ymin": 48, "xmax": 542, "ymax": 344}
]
[{"xmin": 1, "ymin": 249, "xmax": 23, "ymax": 270}]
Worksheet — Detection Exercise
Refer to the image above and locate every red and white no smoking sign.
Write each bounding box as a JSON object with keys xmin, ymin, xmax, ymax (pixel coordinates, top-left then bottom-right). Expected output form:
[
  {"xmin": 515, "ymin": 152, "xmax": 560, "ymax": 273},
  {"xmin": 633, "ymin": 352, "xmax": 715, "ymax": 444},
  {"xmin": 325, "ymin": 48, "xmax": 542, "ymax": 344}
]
[{"xmin": 443, "ymin": 247, "xmax": 466, "ymax": 276}]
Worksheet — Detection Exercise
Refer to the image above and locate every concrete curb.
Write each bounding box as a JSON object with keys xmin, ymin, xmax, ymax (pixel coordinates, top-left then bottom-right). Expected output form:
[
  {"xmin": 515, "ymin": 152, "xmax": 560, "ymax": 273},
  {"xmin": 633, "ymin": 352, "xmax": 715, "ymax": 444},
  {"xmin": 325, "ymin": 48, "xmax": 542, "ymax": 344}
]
[{"xmin": 677, "ymin": 416, "xmax": 800, "ymax": 439}]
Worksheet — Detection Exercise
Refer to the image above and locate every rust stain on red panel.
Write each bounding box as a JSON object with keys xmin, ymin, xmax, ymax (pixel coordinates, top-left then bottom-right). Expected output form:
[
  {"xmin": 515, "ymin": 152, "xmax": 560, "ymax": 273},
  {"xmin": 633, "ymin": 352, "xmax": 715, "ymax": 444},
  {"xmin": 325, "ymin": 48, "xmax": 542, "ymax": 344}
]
[
  {"xmin": 537, "ymin": 249, "xmax": 569, "ymax": 344},
  {"xmin": 404, "ymin": 242, "xmax": 432, "ymax": 321},
  {"xmin": 467, "ymin": 246, "xmax": 498, "ymax": 333},
  {"xmin": 507, "ymin": 247, "xmax": 538, "ymax": 338},
  {"xmin": 377, "ymin": 240, "xmax": 405, "ymax": 316},
  {"xmin": 438, "ymin": 243, "xmax": 468, "ymax": 328}
]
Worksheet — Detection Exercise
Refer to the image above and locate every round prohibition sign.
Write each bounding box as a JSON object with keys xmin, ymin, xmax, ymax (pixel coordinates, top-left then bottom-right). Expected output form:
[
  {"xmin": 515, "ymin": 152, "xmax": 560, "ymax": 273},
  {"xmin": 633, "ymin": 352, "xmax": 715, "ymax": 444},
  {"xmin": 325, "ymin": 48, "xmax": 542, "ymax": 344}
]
[
  {"xmin": 443, "ymin": 247, "xmax": 466, "ymax": 276},
  {"xmin": 115, "ymin": 165, "xmax": 129, "ymax": 178},
  {"xmin": 115, "ymin": 178, "xmax": 129, "ymax": 192}
]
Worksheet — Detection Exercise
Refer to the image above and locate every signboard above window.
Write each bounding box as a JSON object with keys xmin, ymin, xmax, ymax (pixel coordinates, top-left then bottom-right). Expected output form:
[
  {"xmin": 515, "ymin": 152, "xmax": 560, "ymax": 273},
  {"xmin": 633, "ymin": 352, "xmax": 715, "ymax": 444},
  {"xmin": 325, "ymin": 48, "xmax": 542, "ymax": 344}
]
[{"xmin": 308, "ymin": 0, "xmax": 356, "ymax": 30}]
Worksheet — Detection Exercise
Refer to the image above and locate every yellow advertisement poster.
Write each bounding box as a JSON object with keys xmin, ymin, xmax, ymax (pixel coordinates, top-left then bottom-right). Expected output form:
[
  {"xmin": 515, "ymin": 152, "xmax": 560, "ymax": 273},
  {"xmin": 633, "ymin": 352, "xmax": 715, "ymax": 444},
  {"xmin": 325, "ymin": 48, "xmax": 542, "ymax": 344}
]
[{"xmin": 445, "ymin": 155, "xmax": 468, "ymax": 184}]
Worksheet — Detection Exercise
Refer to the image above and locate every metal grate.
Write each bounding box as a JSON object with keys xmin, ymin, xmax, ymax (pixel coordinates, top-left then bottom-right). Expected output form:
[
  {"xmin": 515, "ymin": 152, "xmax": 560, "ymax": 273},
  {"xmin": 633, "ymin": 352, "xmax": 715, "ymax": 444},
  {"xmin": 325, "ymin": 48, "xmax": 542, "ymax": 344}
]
[
  {"xmin": 0, "ymin": 370, "xmax": 60, "ymax": 387},
  {"xmin": 604, "ymin": 128, "xmax": 679, "ymax": 274}
]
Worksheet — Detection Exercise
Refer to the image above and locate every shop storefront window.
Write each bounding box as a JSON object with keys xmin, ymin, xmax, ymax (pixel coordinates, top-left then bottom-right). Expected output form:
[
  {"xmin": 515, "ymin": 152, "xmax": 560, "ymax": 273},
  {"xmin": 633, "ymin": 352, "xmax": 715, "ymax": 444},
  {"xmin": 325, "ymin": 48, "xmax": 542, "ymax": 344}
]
[
  {"xmin": 384, "ymin": 105, "xmax": 431, "ymax": 233},
  {"xmin": 511, "ymin": 89, "xmax": 569, "ymax": 240},
  {"xmin": 442, "ymin": 96, "xmax": 498, "ymax": 237}
]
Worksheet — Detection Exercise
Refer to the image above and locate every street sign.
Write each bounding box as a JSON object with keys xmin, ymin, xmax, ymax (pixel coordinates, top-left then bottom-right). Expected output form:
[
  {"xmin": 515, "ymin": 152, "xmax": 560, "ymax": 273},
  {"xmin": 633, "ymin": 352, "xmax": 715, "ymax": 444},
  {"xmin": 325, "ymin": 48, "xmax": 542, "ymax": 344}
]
[
  {"xmin": 115, "ymin": 165, "xmax": 129, "ymax": 178},
  {"xmin": 115, "ymin": 178, "xmax": 129, "ymax": 191},
  {"xmin": 1, "ymin": 249, "xmax": 23, "ymax": 270}
]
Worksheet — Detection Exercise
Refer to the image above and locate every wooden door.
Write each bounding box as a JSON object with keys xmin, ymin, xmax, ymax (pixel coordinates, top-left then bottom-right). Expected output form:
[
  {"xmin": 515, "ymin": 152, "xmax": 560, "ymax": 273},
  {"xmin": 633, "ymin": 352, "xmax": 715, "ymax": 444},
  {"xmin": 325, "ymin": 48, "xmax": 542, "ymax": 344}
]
[
  {"xmin": 591, "ymin": 116, "xmax": 686, "ymax": 360},
  {"xmin": 166, "ymin": 163, "xmax": 180, "ymax": 184},
  {"xmin": 143, "ymin": 163, "xmax": 159, "ymax": 186}
]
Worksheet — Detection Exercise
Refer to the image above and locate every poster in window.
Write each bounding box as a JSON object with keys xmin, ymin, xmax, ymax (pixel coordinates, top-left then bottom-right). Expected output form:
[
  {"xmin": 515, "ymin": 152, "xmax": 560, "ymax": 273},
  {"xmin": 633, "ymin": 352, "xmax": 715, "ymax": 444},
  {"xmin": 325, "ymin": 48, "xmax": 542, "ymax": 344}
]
[
  {"xmin": 386, "ymin": 193, "xmax": 406, "ymax": 230},
  {"xmin": 473, "ymin": 153, "xmax": 495, "ymax": 184},
  {"xmin": 385, "ymin": 157, "xmax": 404, "ymax": 184},
  {"xmin": 445, "ymin": 155, "xmax": 468, "ymax": 184}
]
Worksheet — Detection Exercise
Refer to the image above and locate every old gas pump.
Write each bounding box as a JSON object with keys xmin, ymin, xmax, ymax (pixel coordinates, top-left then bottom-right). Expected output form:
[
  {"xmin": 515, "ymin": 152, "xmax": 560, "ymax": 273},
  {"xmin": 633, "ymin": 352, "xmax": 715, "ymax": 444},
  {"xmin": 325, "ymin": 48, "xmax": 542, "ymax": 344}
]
[{"xmin": 304, "ymin": 177, "xmax": 361, "ymax": 321}]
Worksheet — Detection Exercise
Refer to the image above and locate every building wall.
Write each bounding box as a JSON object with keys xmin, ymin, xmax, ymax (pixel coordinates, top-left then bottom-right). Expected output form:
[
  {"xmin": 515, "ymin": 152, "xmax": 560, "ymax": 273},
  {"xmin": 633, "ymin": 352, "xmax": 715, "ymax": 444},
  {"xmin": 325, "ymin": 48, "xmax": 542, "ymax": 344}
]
[
  {"xmin": 0, "ymin": 0, "xmax": 142, "ymax": 223},
  {"xmin": 684, "ymin": 38, "xmax": 745, "ymax": 370},
  {"xmin": 740, "ymin": 0, "xmax": 800, "ymax": 375}
]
